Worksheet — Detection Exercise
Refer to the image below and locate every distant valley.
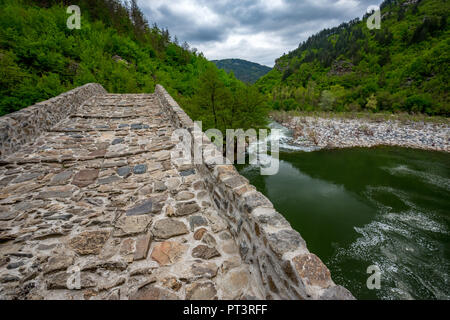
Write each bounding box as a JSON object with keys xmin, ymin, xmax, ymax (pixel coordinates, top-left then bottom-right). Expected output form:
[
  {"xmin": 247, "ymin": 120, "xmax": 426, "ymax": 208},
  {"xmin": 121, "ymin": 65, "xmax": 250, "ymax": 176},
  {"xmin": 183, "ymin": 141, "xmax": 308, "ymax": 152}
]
[{"xmin": 212, "ymin": 59, "xmax": 272, "ymax": 84}]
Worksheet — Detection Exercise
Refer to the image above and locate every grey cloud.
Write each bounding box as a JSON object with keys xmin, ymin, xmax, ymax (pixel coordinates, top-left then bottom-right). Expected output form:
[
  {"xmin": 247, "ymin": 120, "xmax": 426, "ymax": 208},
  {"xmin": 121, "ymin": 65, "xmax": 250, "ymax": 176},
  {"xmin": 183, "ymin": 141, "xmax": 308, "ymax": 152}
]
[
  {"xmin": 138, "ymin": 0, "xmax": 383, "ymax": 66},
  {"xmin": 141, "ymin": 2, "xmax": 234, "ymax": 43},
  {"xmin": 184, "ymin": 29, "xmax": 227, "ymax": 42}
]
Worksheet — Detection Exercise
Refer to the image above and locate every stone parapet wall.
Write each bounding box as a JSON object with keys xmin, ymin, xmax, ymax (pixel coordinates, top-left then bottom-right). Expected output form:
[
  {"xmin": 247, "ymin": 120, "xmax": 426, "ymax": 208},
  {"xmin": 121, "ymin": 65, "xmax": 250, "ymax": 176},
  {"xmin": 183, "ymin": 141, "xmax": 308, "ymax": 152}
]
[
  {"xmin": 155, "ymin": 84, "xmax": 355, "ymax": 300},
  {"xmin": 0, "ymin": 83, "xmax": 107, "ymax": 157}
]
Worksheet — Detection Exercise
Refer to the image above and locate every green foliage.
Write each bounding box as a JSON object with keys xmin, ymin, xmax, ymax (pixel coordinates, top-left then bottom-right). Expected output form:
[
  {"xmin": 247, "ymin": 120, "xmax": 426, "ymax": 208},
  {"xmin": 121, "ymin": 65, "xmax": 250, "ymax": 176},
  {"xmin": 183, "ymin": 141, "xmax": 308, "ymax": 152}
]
[
  {"xmin": 190, "ymin": 65, "xmax": 231, "ymax": 130},
  {"xmin": 187, "ymin": 64, "xmax": 268, "ymax": 133},
  {"xmin": 366, "ymin": 94, "xmax": 378, "ymax": 111},
  {"xmin": 319, "ymin": 91, "xmax": 336, "ymax": 111},
  {"xmin": 256, "ymin": 0, "xmax": 450, "ymax": 116},
  {"xmin": 405, "ymin": 94, "xmax": 432, "ymax": 113},
  {"xmin": 411, "ymin": 15, "xmax": 446, "ymax": 43}
]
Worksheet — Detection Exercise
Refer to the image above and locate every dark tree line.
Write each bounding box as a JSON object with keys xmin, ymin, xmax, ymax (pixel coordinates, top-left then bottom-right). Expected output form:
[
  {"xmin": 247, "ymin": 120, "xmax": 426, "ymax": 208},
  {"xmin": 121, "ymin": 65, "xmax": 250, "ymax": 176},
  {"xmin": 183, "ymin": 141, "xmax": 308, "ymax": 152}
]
[{"xmin": 29, "ymin": 0, "xmax": 154, "ymax": 43}]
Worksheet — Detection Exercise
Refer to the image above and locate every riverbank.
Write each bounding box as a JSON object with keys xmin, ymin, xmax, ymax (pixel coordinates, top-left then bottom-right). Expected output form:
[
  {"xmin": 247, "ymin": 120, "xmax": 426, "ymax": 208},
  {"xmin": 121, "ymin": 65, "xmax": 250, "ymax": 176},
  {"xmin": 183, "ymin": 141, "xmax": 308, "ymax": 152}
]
[{"xmin": 271, "ymin": 112, "xmax": 450, "ymax": 152}]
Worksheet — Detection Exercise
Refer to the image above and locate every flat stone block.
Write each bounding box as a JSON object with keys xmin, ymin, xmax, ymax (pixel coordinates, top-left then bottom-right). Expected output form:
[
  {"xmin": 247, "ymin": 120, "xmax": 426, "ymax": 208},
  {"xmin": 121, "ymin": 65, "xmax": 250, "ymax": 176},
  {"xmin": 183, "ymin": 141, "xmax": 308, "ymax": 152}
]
[
  {"xmin": 152, "ymin": 218, "xmax": 189, "ymax": 239},
  {"xmin": 126, "ymin": 200, "xmax": 153, "ymax": 216}
]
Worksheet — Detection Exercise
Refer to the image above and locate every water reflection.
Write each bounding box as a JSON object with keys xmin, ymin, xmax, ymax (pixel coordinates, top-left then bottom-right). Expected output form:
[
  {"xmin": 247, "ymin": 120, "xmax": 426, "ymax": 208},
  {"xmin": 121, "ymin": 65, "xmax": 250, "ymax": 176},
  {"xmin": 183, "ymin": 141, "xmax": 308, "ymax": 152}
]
[{"xmin": 239, "ymin": 145, "xmax": 450, "ymax": 300}]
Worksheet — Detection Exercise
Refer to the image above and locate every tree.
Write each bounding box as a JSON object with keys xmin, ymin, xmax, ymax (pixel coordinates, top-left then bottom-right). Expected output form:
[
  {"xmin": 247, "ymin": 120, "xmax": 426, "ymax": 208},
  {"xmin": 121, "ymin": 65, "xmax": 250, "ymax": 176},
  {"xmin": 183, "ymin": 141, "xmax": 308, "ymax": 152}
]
[
  {"xmin": 365, "ymin": 94, "xmax": 377, "ymax": 111},
  {"xmin": 231, "ymin": 84, "xmax": 267, "ymax": 130},
  {"xmin": 129, "ymin": 0, "xmax": 149, "ymax": 40},
  {"xmin": 194, "ymin": 65, "xmax": 231, "ymax": 130},
  {"xmin": 319, "ymin": 90, "xmax": 336, "ymax": 111}
]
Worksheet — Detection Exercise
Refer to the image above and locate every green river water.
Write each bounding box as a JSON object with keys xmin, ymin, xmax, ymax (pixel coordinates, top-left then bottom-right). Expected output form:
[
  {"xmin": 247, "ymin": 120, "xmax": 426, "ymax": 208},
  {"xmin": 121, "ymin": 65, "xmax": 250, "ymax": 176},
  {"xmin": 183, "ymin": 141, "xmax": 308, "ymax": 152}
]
[{"xmin": 238, "ymin": 129, "xmax": 450, "ymax": 300}]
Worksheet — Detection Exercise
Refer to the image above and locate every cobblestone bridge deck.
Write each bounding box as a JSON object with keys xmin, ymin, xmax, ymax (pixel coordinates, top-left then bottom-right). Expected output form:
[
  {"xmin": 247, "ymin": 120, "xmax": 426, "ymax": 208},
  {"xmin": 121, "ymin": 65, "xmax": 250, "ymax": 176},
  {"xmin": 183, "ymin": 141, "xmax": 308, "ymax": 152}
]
[{"xmin": 0, "ymin": 85, "xmax": 354, "ymax": 300}]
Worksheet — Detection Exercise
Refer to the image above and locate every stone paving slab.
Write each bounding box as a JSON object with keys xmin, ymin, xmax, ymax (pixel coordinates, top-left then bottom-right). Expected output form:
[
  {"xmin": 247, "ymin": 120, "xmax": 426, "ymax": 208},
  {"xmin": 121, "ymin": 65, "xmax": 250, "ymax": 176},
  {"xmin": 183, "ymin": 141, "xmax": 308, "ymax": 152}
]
[{"xmin": 0, "ymin": 94, "xmax": 263, "ymax": 300}]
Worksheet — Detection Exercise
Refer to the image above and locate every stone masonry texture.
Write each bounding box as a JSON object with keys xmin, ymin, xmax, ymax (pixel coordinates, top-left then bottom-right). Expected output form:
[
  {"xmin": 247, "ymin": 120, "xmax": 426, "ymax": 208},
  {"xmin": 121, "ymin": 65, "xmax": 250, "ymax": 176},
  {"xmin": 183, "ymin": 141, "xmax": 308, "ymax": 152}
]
[{"xmin": 0, "ymin": 84, "xmax": 354, "ymax": 300}]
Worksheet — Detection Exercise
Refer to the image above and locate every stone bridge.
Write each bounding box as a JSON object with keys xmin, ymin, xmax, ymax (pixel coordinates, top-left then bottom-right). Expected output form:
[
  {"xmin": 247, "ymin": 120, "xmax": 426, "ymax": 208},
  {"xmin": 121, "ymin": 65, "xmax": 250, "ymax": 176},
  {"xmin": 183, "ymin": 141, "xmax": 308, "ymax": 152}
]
[{"xmin": 0, "ymin": 84, "xmax": 354, "ymax": 300}]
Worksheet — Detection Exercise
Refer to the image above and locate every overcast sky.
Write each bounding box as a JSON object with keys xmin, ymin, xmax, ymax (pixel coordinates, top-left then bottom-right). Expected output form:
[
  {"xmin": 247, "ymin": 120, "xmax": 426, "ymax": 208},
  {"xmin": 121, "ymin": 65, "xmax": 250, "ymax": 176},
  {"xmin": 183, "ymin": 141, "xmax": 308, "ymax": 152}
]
[{"xmin": 138, "ymin": 0, "xmax": 382, "ymax": 67}]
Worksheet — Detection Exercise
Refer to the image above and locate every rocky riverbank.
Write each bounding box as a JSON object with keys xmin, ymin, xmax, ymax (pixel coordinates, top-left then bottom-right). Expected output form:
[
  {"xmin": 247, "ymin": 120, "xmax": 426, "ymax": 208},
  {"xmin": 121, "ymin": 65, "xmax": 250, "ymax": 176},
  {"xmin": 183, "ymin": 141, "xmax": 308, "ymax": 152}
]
[{"xmin": 277, "ymin": 115, "xmax": 450, "ymax": 153}]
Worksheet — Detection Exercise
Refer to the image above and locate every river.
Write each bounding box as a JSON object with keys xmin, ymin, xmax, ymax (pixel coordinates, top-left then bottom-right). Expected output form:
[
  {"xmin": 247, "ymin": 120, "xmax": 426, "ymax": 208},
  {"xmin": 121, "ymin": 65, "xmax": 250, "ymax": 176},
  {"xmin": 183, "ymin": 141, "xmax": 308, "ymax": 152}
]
[{"xmin": 237, "ymin": 122, "xmax": 450, "ymax": 300}]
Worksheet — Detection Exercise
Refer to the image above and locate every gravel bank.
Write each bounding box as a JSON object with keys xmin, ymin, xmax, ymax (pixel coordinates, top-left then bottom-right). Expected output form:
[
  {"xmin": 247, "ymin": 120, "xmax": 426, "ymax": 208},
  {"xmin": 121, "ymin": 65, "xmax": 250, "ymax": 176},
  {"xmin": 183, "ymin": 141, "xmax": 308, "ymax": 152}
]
[{"xmin": 280, "ymin": 116, "xmax": 450, "ymax": 152}]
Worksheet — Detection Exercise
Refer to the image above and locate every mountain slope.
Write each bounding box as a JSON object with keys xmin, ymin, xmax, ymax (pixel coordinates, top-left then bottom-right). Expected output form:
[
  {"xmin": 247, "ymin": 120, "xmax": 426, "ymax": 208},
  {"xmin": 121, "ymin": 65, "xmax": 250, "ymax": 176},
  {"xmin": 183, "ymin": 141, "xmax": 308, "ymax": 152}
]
[
  {"xmin": 257, "ymin": 0, "xmax": 449, "ymax": 116},
  {"xmin": 212, "ymin": 59, "xmax": 271, "ymax": 83}
]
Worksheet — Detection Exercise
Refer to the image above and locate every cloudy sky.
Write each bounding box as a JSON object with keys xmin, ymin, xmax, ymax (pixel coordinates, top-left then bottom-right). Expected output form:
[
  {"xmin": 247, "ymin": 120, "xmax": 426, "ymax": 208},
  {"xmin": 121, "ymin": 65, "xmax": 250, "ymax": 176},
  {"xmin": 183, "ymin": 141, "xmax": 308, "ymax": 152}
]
[{"xmin": 138, "ymin": 0, "xmax": 382, "ymax": 67}]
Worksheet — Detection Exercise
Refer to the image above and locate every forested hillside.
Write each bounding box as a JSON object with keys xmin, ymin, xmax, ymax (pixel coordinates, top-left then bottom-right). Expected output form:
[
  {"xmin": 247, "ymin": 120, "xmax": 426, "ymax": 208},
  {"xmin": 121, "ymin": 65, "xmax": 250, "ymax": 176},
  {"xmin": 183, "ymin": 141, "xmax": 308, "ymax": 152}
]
[
  {"xmin": 212, "ymin": 59, "xmax": 272, "ymax": 83},
  {"xmin": 0, "ymin": 0, "xmax": 268, "ymax": 132},
  {"xmin": 257, "ymin": 0, "xmax": 449, "ymax": 116}
]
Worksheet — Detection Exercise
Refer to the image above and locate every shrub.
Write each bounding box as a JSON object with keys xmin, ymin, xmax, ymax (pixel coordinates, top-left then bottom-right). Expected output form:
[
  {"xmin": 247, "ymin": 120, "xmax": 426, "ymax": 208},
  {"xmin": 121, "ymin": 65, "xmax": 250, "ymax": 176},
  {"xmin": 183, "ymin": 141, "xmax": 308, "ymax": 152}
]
[
  {"xmin": 319, "ymin": 90, "xmax": 336, "ymax": 111},
  {"xmin": 406, "ymin": 94, "xmax": 432, "ymax": 114},
  {"xmin": 365, "ymin": 94, "xmax": 378, "ymax": 112}
]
